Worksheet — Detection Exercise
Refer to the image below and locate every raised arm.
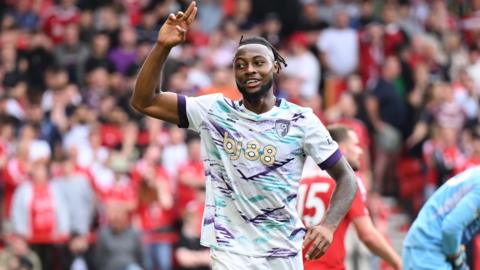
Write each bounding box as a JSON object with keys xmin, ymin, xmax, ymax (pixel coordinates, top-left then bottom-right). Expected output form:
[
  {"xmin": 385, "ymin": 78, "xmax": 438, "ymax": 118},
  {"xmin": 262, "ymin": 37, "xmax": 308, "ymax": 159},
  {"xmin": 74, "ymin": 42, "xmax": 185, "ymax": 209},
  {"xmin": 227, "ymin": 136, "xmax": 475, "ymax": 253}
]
[
  {"xmin": 303, "ymin": 157, "xmax": 357, "ymax": 260},
  {"xmin": 130, "ymin": 1, "xmax": 197, "ymax": 124}
]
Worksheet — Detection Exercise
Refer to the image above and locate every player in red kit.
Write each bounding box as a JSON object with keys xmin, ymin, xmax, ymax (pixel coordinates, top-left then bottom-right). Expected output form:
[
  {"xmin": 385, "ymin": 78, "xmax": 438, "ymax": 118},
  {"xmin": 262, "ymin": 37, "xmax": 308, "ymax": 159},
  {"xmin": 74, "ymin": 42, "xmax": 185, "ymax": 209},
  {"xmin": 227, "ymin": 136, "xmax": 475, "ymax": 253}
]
[{"xmin": 299, "ymin": 124, "xmax": 402, "ymax": 270}]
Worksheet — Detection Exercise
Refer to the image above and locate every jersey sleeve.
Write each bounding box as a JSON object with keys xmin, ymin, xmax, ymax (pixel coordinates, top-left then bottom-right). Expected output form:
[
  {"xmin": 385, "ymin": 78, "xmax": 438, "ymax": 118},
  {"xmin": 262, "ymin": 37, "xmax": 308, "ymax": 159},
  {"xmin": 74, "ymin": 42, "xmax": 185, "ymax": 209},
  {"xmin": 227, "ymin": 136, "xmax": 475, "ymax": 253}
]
[
  {"xmin": 303, "ymin": 111, "xmax": 341, "ymax": 170},
  {"xmin": 441, "ymin": 185, "xmax": 480, "ymax": 256},
  {"xmin": 347, "ymin": 177, "xmax": 369, "ymax": 220},
  {"xmin": 177, "ymin": 94, "xmax": 223, "ymax": 132}
]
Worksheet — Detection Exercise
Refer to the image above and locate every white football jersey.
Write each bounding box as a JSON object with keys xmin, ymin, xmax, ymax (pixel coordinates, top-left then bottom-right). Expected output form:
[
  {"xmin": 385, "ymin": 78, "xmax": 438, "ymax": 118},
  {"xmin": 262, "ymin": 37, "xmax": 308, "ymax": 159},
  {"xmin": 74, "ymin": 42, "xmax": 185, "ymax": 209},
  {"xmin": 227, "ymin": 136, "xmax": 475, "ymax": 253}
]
[{"xmin": 177, "ymin": 94, "xmax": 340, "ymax": 257}]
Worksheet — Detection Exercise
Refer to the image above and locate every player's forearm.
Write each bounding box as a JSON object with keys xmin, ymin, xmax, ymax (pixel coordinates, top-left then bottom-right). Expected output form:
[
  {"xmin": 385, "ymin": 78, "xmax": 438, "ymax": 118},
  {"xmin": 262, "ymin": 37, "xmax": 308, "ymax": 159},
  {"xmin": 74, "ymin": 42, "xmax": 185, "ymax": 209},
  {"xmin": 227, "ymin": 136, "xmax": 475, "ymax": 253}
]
[
  {"xmin": 442, "ymin": 230, "xmax": 462, "ymax": 257},
  {"xmin": 131, "ymin": 43, "xmax": 171, "ymax": 110},
  {"xmin": 361, "ymin": 229, "xmax": 402, "ymax": 269},
  {"xmin": 323, "ymin": 158, "xmax": 357, "ymax": 229},
  {"xmin": 323, "ymin": 176, "xmax": 356, "ymax": 229},
  {"xmin": 440, "ymin": 198, "xmax": 479, "ymax": 256}
]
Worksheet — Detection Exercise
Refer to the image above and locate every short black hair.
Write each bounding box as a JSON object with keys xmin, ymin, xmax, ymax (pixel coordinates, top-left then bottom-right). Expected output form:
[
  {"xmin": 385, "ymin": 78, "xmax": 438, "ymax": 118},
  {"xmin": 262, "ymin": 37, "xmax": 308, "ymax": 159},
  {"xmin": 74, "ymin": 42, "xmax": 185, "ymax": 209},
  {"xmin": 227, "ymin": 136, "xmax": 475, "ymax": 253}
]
[
  {"xmin": 327, "ymin": 124, "xmax": 353, "ymax": 144},
  {"xmin": 238, "ymin": 36, "xmax": 287, "ymax": 71}
]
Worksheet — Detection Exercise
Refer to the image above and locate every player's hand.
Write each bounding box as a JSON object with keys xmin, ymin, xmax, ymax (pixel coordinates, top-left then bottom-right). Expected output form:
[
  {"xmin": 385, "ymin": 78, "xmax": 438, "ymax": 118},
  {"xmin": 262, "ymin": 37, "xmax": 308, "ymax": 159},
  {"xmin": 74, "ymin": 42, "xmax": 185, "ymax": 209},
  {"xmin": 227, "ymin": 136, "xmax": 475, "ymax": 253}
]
[
  {"xmin": 157, "ymin": 1, "xmax": 197, "ymax": 48},
  {"xmin": 448, "ymin": 246, "xmax": 469, "ymax": 270},
  {"xmin": 303, "ymin": 224, "xmax": 334, "ymax": 260}
]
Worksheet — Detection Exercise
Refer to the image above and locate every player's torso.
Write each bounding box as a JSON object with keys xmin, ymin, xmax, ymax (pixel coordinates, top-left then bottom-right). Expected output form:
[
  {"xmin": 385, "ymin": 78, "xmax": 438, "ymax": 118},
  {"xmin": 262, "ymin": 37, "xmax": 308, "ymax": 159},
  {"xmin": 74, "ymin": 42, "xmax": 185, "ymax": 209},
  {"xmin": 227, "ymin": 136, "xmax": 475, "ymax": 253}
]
[
  {"xmin": 197, "ymin": 98, "xmax": 310, "ymax": 255},
  {"xmin": 199, "ymin": 98, "xmax": 308, "ymax": 192}
]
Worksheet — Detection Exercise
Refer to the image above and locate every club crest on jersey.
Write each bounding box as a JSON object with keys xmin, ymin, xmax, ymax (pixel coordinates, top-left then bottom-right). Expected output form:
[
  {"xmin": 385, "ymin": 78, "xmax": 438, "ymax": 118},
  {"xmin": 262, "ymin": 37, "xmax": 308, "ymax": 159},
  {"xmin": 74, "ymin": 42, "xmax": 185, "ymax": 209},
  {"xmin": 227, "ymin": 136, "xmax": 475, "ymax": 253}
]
[{"xmin": 274, "ymin": 119, "xmax": 290, "ymax": 137}]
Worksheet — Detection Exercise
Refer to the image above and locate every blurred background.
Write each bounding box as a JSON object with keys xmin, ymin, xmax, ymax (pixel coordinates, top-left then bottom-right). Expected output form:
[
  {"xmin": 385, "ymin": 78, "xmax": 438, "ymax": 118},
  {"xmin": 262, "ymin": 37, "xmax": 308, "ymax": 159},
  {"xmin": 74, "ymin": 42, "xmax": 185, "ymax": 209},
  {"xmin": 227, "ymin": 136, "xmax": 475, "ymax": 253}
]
[{"xmin": 0, "ymin": 0, "xmax": 480, "ymax": 269}]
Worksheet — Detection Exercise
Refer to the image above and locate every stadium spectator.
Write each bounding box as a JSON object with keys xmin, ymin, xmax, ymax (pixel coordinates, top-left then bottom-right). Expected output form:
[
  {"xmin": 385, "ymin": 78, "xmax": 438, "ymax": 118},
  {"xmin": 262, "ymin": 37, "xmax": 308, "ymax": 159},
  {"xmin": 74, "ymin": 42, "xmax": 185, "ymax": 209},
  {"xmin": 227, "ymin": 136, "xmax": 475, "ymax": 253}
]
[
  {"xmin": 366, "ymin": 56, "xmax": 406, "ymax": 194},
  {"xmin": 284, "ymin": 32, "xmax": 321, "ymax": 98},
  {"xmin": 85, "ymin": 31, "xmax": 115, "ymax": 74},
  {"xmin": 175, "ymin": 198, "xmax": 211, "ymax": 270},
  {"xmin": 161, "ymin": 126, "xmax": 188, "ymax": 179},
  {"xmin": 52, "ymin": 154, "xmax": 95, "ymax": 237},
  {"xmin": 53, "ymin": 23, "xmax": 89, "ymax": 85},
  {"xmin": 4, "ymin": 0, "xmax": 39, "ymax": 32},
  {"xmin": 42, "ymin": 0, "xmax": 80, "ymax": 44},
  {"xmin": 94, "ymin": 204, "xmax": 144, "ymax": 270},
  {"xmin": 317, "ymin": 9, "xmax": 358, "ymax": 78},
  {"xmin": 2, "ymin": 143, "xmax": 29, "ymax": 223},
  {"xmin": 11, "ymin": 160, "xmax": 69, "ymax": 270},
  {"xmin": 177, "ymin": 134, "xmax": 205, "ymax": 211},
  {"xmin": 0, "ymin": 234, "xmax": 41, "ymax": 270},
  {"xmin": 109, "ymin": 26, "xmax": 138, "ymax": 76},
  {"xmin": 132, "ymin": 144, "xmax": 176, "ymax": 270}
]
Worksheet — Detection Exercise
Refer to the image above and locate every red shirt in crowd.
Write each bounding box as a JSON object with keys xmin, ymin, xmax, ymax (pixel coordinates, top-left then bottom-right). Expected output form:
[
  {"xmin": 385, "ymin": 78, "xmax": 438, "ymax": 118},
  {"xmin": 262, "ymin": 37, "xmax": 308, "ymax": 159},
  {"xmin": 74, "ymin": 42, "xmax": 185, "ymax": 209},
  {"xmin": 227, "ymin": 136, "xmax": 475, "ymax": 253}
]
[
  {"xmin": 100, "ymin": 124, "xmax": 124, "ymax": 149},
  {"xmin": 358, "ymin": 29, "xmax": 383, "ymax": 86},
  {"xmin": 455, "ymin": 155, "xmax": 480, "ymax": 174},
  {"xmin": 2, "ymin": 158, "xmax": 28, "ymax": 218},
  {"xmin": 383, "ymin": 25, "xmax": 405, "ymax": 57},
  {"xmin": 132, "ymin": 162, "xmax": 177, "ymax": 244},
  {"xmin": 102, "ymin": 176, "xmax": 137, "ymax": 206},
  {"xmin": 29, "ymin": 183, "xmax": 56, "ymax": 242},
  {"xmin": 423, "ymin": 140, "xmax": 465, "ymax": 185},
  {"xmin": 41, "ymin": 4, "xmax": 80, "ymax": 44},
  {"xmin": 299, "ymin": 175, "xmax": 368, "ymax": 270},
  {"xmin": 177, "ymin": 160, "xmax": 204, "ymax": 210}
]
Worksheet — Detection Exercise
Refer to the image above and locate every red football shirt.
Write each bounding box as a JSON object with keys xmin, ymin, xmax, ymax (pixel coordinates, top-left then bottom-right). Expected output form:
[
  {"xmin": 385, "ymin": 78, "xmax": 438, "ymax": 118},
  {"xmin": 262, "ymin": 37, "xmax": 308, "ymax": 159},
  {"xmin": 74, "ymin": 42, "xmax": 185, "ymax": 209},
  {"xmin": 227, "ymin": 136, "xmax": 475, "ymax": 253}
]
[
  {"xmin": 132, "ymin": 164, "xmax": 176, "ymax": 230},
  {"xmin": 2, "ymin": 158, "xmax": 28, "ymax": 218},
  {"xmin": 30, "ymin": 184, "xmax": 56, "ymax": 242},
  {"xmin": 177, "ymin": 160, "xmax": 204, "ymax": 210},
  {"xmin": 103, "ymin": 176, "xmax": 136, "ymax": 206},
  {"xmin": 132, "ymin": 162, "xmax": 177, "ymax": 243},
  {"xmin": 42, "ymin": 5, "xmax": 80, "ymax": 44},
  {"xmin": 298, "ymin": 175, "xmax": 368, "ymax": 270}
]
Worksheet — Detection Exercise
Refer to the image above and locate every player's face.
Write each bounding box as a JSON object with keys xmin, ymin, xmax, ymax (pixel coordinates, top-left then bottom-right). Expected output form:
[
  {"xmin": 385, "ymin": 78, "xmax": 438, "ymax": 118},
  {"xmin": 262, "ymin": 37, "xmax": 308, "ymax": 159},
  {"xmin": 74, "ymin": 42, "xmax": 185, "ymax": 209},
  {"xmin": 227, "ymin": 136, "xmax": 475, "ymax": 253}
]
[
  {"xmin": 341, "ymin": 130, "xmax": 362, "ymax": 171},
  {"xmin": 234, "ymin": 44, "xmax": 278, "ymax": 101}
]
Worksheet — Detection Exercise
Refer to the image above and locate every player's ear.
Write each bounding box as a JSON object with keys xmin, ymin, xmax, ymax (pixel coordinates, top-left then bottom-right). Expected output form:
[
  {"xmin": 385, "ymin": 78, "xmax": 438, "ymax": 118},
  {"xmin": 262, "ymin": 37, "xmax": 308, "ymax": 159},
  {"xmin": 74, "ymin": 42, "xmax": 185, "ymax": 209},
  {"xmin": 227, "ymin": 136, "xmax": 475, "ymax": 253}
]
[{"xmin": 273, "ymin": 60, "xmax": 280, "ymax": 74}]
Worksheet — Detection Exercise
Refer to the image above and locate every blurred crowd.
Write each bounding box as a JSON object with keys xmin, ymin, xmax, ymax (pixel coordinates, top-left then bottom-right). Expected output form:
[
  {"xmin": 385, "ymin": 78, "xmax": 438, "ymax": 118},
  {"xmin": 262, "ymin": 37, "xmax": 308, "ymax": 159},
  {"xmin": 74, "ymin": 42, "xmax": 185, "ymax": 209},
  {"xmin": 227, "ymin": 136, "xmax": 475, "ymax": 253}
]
[{"xmin": 1, "ymin": 0, "xmax": 480, "ymax": 269}]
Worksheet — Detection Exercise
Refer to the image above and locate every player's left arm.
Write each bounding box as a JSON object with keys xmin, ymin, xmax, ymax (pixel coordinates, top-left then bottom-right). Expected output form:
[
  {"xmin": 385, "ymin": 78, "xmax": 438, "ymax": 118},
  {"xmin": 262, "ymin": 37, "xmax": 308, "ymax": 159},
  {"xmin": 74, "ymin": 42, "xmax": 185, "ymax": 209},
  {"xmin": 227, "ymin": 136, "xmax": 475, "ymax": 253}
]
[
  {"xmin": 303, "ymin": 157, "xmax": 357, "ymax": 260},
  {"xmin": 323, "ymin": 157, "xmax": 358, "ymax": 228},
  {"xmin": 441, "ymin": 188, "xmax": 480, "ymax": 260},
  {"xmin": 353, "ymin": 216, "xmax": 402, "ymax": 270}
]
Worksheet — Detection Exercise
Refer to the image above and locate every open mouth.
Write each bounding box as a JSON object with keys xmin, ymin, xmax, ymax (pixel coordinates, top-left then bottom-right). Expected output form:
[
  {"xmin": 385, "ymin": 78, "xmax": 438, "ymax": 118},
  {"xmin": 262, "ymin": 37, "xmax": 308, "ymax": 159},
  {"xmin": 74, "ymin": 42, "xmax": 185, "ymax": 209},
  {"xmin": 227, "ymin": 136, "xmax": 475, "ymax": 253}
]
[{"xmin": 245, "ymin": 79, "xmax": 261, "ymax": 88}]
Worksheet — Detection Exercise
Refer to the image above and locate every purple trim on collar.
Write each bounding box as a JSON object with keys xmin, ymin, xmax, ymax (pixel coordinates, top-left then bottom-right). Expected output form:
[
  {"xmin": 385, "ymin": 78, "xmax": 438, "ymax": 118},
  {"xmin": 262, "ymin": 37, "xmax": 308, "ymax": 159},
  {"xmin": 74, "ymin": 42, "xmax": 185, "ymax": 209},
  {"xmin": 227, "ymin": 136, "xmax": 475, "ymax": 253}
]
[
  {"xmin": 238, "ymin": 98, "xmax": 281, "ymax": 107},
  {"xmin": 275, "ymin": 98, "xmax": 282, "ymax": 106}
]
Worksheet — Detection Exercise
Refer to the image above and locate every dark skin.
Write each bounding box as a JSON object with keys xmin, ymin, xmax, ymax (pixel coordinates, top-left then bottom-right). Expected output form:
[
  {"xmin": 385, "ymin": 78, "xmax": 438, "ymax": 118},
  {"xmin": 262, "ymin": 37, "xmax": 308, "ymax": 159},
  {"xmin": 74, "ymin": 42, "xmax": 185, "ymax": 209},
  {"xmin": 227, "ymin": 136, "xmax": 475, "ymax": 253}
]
[
  {"xmin": 131, "ymin": 1, "xmax": 357, "ymax": 261},
  {"xmin": 233, "ymin": 44, "xmax": 278, "ymax": 113}
]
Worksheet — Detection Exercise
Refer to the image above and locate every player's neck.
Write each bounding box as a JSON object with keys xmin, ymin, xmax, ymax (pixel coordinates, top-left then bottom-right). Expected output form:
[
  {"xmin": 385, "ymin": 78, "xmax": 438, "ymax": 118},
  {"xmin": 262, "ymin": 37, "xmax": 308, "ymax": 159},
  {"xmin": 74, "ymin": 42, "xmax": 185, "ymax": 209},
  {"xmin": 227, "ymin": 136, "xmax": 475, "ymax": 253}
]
[{"xmin": 242, "ymin": 93, "xmax": 276, "ymax": 114}]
